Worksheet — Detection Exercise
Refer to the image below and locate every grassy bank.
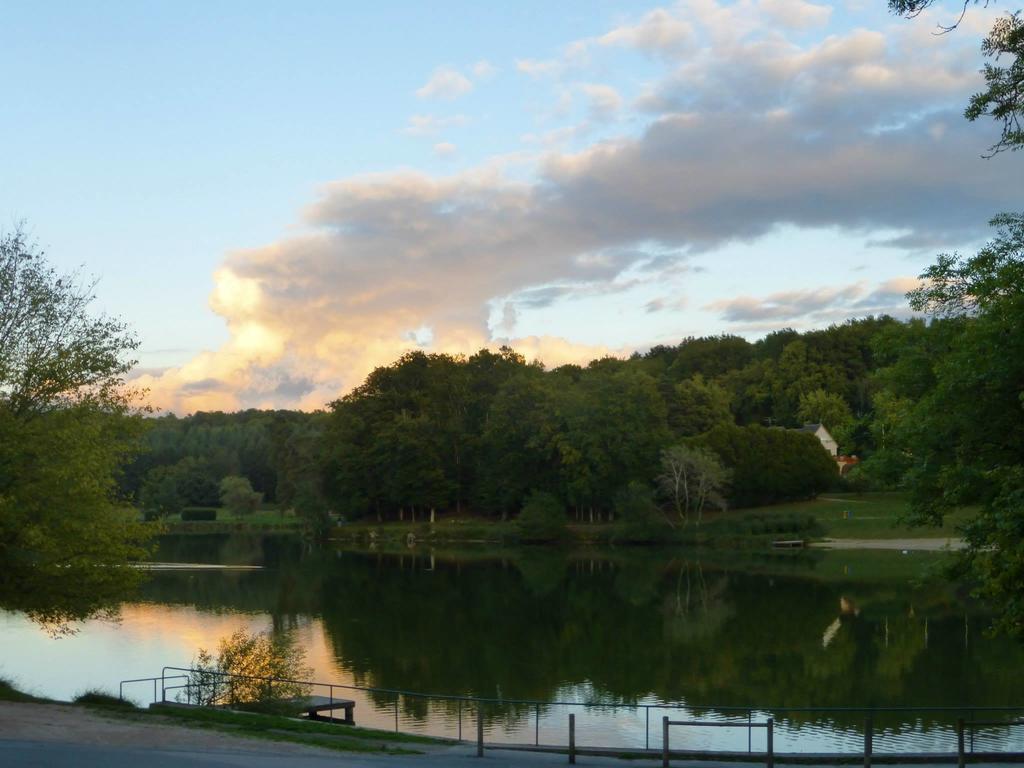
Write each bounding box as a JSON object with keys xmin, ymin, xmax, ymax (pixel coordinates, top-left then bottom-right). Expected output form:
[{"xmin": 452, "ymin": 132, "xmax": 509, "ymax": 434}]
[
  {"xmin": 326, "ymin": 492, "xmax": 970, "ymax": 549},
  {"xmin": 0, "ymin": 679, "xmax": 444, "ymax": 755},
  {"xmin": 153, "ymin": 506, "xmax": 306, "ymax": 535},
  {"xmin": 145, "ymin": 492, "xmax": 970, "ymax": 543},
  {"xmin": 773, "ymin": 492, "xmax": 972, "ymax": 540}
]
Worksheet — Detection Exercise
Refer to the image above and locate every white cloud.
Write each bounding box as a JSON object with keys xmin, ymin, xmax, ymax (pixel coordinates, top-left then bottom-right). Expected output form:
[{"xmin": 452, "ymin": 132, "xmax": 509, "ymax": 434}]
[
  {"xmin": 433, "ymin": 142, "xmax": 457, "ymax": 158},
  {"xmin": 597, "ymin": 7, "xmax": 695, "ymax": 54},
  {"xmin": 403, "ymin": 114, "xmax": 468, "ymax": 137},
  {"xmin": 580, "ymin": 83, "xmax": 623, "ymax": 121},
  {"xmin": 758, "ymin": 0, "xmax": 832, "ymax": 29},
  {"xmin": 416, "ymin": 67, "xmax": 473, "ymax": 100},
  {"xmin": 142, "ymin": 1, "xmax": 1022, "ymax": 412},
  {"xmin": 516, "ymin": 58, "xmax": 562, "ymax": 77},
  {"xmin": 472, "ymin": 59, "xmax": 497, "ymax": 79}
]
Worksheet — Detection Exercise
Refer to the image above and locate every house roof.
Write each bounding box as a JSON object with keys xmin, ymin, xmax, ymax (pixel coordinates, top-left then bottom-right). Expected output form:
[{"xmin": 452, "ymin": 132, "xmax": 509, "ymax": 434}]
[{"xmin": 797, "ymin": 423, "xmax": 823, "ymax": 433}]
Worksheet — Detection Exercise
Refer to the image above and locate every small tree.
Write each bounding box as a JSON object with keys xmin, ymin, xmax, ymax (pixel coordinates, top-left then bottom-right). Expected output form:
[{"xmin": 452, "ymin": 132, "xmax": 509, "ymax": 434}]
[
  {"xmin": 516, "ymin": 491, "xmax": 567, "ymax": 542},
  {"xmin": 185, "ymin": 629, "xmax": 312, "ymax": 707},
  {"xmin": 657, "ymin": 444, "xmax": 730, "ymax": 525},
  {"xmin": 220, "ymin": 475, "xmax": 262, "ymax": 516},
  {"xmin": 139, "ymin": 465, "xmax": 185, "ymax": 520},
  {"xmin": 614, "ymin": 482, "xmax": 669, "ymax": 542}
]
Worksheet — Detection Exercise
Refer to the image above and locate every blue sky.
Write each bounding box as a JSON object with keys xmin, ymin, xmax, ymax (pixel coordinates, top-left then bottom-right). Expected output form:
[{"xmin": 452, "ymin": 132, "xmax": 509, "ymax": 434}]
[{"xmin": 2, "ymin": 1, "xmax": 1021, "ymax": 411}]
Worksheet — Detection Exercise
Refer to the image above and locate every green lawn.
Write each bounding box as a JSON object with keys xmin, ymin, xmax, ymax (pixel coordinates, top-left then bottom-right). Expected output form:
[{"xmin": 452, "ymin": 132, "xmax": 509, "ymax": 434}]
[{"xmin": 743, "ymin": 492, "xmax": 974, "ymax": 540}]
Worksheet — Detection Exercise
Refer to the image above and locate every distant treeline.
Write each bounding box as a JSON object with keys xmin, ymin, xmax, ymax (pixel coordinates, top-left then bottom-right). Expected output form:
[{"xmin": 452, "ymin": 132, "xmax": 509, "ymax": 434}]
[{"xmin": 122, "ymin": 315, "xmax": 944, "ymax": 522}]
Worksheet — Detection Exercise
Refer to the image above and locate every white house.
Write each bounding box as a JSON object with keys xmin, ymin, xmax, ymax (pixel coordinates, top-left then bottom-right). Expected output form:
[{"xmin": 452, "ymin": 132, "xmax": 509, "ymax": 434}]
[{"xmin": 797, "ymin": 423, "xmax": 839, "ymax": 457}]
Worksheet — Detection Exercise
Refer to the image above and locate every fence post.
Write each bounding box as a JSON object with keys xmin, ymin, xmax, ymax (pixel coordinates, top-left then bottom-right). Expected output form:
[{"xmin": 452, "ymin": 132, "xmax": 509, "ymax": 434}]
[
  {"xmin": 395, "ymin": 695, "xmax": 399, "ymax": 732},
  {"xmin": 458, "ymin": 699, "xmax": 462, "ymax": 742},
  {"xmin": 766, "ymin": 718, "xmax": 774, "ymax": 768},
  {"xmin": 646, "ymin": 707, "xmax": 650, "ymax": 750},
  {"xmin": 957, "ymin": 718, "xmax": 965, "ymax": 768},
  {"xmin": 477, "ymin": 706, "xmax": 484, "ymax": 757},
  {"xmin": 536, "ymin": 703, "xmax": 540, "ymax": 746},
  {"xmin": 662, "ymin": 716, "xmax": 670, "ymax": 768},
  {"xmin": 569, "ymin": 713, "xmax": 576, "ymax": 765},
  {"xmin": 864, "ymin": 714, "xmax": 873, "ymax": 768}
]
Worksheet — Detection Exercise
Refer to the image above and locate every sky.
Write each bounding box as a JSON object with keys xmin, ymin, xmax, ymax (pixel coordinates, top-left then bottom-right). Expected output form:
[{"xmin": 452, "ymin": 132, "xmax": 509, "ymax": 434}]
[{"xmin": 2, "ymin": 0, "xmax": 1021, "ymax": 413}]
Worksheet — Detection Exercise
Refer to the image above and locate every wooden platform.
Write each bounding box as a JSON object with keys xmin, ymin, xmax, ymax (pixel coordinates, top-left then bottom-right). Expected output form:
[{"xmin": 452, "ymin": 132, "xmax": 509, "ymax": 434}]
[{"xmin": 297, "ymin": 695, "xmax": 356, "ymax": 725}]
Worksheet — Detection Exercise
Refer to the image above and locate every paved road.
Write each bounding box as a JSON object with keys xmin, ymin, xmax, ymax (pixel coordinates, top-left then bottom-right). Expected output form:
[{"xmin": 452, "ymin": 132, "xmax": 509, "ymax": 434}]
[{"xmin": 2, "ymin": 740, "xmax": 1015, "ymax": 768}]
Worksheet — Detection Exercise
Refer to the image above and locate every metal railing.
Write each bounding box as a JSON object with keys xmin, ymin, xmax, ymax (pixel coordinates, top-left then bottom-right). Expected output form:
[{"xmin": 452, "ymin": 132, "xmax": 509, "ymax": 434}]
[
  {"xmin": 118, "ymin": 669, "xmax": 1024, "ymax": 762},
  {"xmin": 663, "ymin": 716, "xmax": 774, "ymax": 768}
]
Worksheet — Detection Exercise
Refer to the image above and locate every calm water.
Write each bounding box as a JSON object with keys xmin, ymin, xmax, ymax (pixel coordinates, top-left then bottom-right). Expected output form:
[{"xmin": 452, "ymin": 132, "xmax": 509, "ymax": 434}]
[{"xmin": 2, "ymin": 535, "xmax": 1023, "ymax": 754}]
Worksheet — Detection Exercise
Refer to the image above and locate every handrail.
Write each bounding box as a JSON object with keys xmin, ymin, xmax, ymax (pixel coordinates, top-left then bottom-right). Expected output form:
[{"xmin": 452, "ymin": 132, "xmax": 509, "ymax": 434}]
[
  {"xmin": 121, "ymin": 668, "xmax": 1024, "ymax": 761},
  {"xmin": 663, "ymin": 716, "xmax": 774, "ymax": 768}
]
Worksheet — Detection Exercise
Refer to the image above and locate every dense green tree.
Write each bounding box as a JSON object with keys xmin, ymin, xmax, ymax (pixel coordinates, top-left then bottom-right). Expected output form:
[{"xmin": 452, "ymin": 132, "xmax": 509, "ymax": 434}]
[
  {"xmin": 889, "ymin": 1, "xmax": 1023, "ymax": 155},
  {"xmin": 670, "ymin": 374, "xmax": 733, "ymax": 436},
  {"xmin": 220, "ymin": 475, "xmax": 263, "ymax": 517},
  {"xmin": 516, "ymin": 491, "xmax": 568, "ymax": 542},
  {"xmin": 874, "ymin": 213, "xmax": 1024, "ymax": 634},
  {"xmin": 0, "ymin": 228, "xmax": 150, "ymax": 629},
  {"xmin": 697, "ymin": 424, "xmax": 837, "ymax": 507}
]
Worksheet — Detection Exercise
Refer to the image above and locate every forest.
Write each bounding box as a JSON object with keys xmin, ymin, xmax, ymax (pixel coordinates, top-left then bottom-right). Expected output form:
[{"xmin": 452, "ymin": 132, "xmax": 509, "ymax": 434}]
[{"xmin": 121, "ymin": 314, "xmax": 938, "ymax": 526}]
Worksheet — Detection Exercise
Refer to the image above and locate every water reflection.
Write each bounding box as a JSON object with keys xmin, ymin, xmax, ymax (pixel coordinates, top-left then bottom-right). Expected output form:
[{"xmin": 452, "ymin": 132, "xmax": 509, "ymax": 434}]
[{"xmin": 2, "ymin": 536, "xmax": 1022, "ymax": 753}]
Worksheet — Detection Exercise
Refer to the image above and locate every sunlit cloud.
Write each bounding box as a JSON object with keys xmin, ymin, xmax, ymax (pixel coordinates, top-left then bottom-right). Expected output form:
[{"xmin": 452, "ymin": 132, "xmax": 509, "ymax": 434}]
[{"xmin": 140, "ymin": 0, "xmax": 1021, "ymax": 413}]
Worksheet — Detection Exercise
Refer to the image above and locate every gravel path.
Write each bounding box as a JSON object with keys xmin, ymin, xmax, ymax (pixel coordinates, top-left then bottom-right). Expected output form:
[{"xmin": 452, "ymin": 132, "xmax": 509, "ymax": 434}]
[{"xmin": 811, "ymin": 537, "xmax": 965, "ymax": 551}]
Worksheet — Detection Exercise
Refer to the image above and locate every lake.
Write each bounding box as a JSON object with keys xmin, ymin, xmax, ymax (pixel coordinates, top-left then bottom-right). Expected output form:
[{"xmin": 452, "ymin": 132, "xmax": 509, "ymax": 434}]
[{"xmin": 2, "ymin": 535, "xmax": 1022, "ymax": 755}]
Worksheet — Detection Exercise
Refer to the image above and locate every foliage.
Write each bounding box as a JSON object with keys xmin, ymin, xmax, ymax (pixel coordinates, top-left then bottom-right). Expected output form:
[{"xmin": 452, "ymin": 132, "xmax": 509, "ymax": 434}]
[
  {"xmin": 220, "ymin": 475, "xmax": 263, "ymax": 517},
  {"xmin": 516, "ymin": 491, "xmax": 568, "ymax": 542},
  {"xmin": 181, "ymin": 508, "xmax": 218, "ymax": 521},
  {"xmin": 696, "ymin": 424, "xmax": 837, "ymax": 507},
  {"xmin": 888, "ymin": 2, "xmax": 1023, "ymax": 155},
  {"xmin": 185, "ymin": 628, "xmax": 312, "ymax": 707},
  {"xmin": 613, "ymin": 482, "xmax": 670, "ymax": 541},
  {"xmin": 873, "ymin": 213, "xmax": 1024, "ymax": 635},
  {"xmin": 657, "ymin": 444, "xmax": 730, "ymax": 524},
  {"xmin": 0, "ymin": 228, "xmax": 151, "ymax": 630}
]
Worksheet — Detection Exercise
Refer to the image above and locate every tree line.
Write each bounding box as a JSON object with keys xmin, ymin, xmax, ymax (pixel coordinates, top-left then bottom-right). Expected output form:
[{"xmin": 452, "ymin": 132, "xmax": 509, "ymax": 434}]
[{"xmin": 121, "ymin": 317, "xmax": 908, "ymax": 526}]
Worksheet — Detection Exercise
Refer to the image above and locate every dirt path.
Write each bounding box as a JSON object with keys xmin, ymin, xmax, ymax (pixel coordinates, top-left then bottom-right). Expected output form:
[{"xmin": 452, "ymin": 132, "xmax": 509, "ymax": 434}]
[
  {"xmin": 811, "ymin": 537, "xmax": 965, "ymax": 551},
  {"xmin": 0, "ymin": 701, "xmax": 338, "ymax": 756}
]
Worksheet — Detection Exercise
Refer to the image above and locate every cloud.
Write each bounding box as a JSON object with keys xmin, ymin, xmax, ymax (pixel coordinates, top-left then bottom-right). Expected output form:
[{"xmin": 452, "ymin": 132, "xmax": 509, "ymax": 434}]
[
  {"xmin": 433, "ymin": 142, "xmax": 457, "ymax": 158},
  {"xmin": 403, "ymin": 114, "xmax": 468, "ymax": 137},
  {"xmin": 416, "ymin": 67, "xmax": 473, "ymax": 100},
  {"xmin": 580, "ymin": 83, "xmax": 623, "ymax": 121},
  {"xmin": 143, "ymin": 1, "xmax": 1022, "ymax": 412},
  {"xmin": 597, "ymin": 7, "xmax": 696, "ymax": 54},
  {"xmin": 472, "ymin": 60, "xmax": 497, "ymax": 79},
  {"xmin": 705, "ymin": 278, "xmax": 922, "ymax": 323},
  {"xmin": 758, "ymin": 0, "xmax": 832, "ymax": 29},
  {"xmin": 516, "ymin": 58, "xmax": 562, "ymax": 77}
]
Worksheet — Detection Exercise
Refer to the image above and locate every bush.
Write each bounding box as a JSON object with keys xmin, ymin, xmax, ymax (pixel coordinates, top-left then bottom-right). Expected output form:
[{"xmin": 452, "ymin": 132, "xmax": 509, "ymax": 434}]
[
  {"xmin": 695, "ymin": 424, "xmax": 836, "ymax": 507},
  {"xmin": 220, "ymin": 476, "xmax": 263, "ymax": 516},
  {"xmin": 73, "ymin": 689, "xmax": 135, "ymax": 709},
  {"xmin": 516, "ymin": 491, "xmax": 567, "ymax": 542},
  {"xmin": 613, "ymin": 482, "xmax": 670, "ymax": 542},
  {"xmin": 181, "ymin": 507, "xmax": 217, "ymax": 521},
  {"xmin": 183, "ymin": 629, "xmax": 312, "ymax": 707}
]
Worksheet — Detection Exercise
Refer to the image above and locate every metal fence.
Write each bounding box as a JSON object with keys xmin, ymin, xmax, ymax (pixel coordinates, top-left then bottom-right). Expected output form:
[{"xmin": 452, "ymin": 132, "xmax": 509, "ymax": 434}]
[{"xmin": 119, "ymin": 668, "xmax": 1024, "ymax": 762}]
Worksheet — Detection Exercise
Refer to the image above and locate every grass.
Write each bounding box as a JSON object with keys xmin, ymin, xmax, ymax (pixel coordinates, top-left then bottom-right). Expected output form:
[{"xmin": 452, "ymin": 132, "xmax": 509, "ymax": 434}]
[
  {"xmin": 0, "ymin": 678, "xmax": 443, "ymax": 755},
  {"xmin": 751, "ymin": 492, "xmax": 974, "ymax": 540},
  {"xmin": 0, "ymin": 678, "xmax": 52, "ymax": 703},
  {"xmin": 140, "ymin": 703, "xmax": 438, "ymax": 754},
  {"xmin": 73, "ymin": 689, "xmax": 137, "ymax": 709}
]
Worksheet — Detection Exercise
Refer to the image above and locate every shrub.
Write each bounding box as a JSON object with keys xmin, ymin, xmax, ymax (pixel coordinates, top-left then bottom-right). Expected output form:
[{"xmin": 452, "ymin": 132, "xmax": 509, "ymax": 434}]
[
  {"xmin": 613, "ymin": 482, "xmax": 670, "ymax": 542},
  {"xmin": 183, "ymin": 629, "xmax": 312, "ymax": 707},
  {"xmin": 516, "ymin": 491, "xmax": 567, "ymax": 542},
  {"xmin": 219, "ymin": 476, "xmax": 263, "ymax": 517},
  {"xmin": 73, "ymin": 689, "xmax": 135, "ymax": 709},
  {"xmin": 181, "ymin": 507, "xmax": 217, "ymax": 521},
  {"xmin": 695, "ymin": 424, "xmax": 836, "ymax": 507}
]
